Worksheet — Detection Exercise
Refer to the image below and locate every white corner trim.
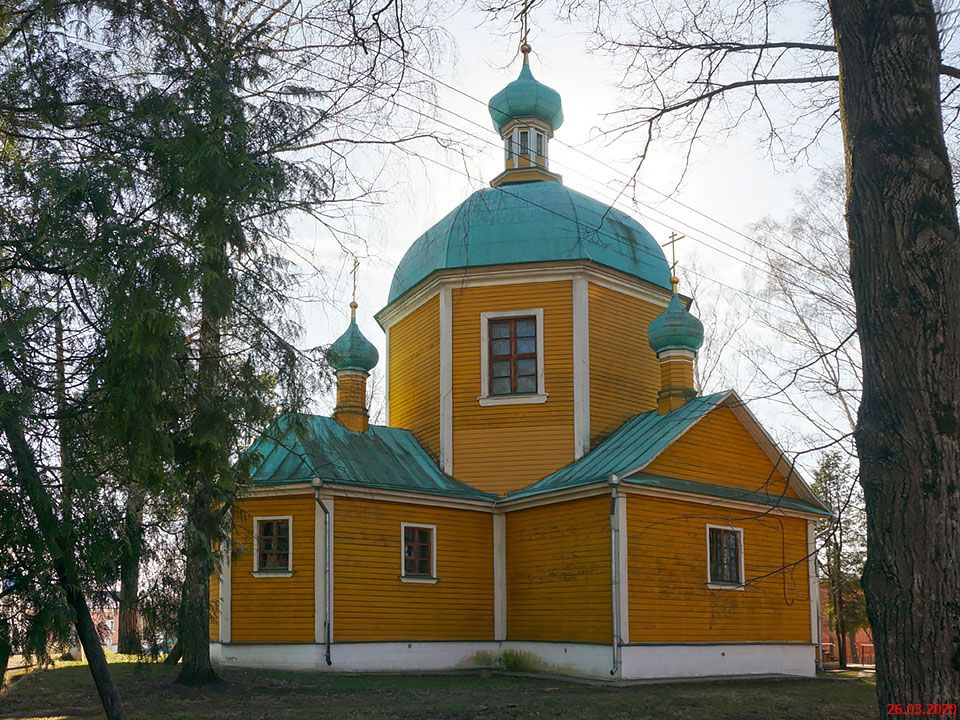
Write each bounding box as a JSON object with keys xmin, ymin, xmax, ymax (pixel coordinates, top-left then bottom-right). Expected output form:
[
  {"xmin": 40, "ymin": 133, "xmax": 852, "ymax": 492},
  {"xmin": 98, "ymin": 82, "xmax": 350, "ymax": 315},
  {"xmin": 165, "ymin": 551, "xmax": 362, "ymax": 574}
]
[
  {"xmin": 478, "ymin": 307, "xmax": 546, "ymax": 402},
  {"xmin": 616, "ymin": 492, "xmax": 629, "ymax": 644},
  {"xmin": 252, "ymin": 515, "xmax": 294, "ymax": 573},
  {"xmin": 572, "ymin": 275, "xmax": 590, "ymax": 459},
  {"xmin": 326, "ymin": 497, "xmax": 335, "ymax": 641},
  {"xmin": 478, "ymin": 393, "xmax": 548, "ymax": 406},
  {"xmin": 439, "ymin": 287, "xmax": 453, "ymax": 475},
  {"xmin": 383, "ymin": 325, "xmax": 391, "ymax": 425},
  {"xmin": 705, "ymin": 524, "xmax": 745, "ymax": 589},
  {"xmin": 314, "ymin": 497, "xmax": 323, "ymax": 644},
  {"xmin": 807, "ymin": 520, "xmax": 820, "ymax": 651},
  {"xmin": 219, "ymin": 512, "xmax": 232, "ymax": 644},
  {"xmin": 400, "ymin": 522, "xmax": 438, "ymax": 581},
  {"xmin": 493, "ymin": 513, "xmax": 507, "ymax": 641}
]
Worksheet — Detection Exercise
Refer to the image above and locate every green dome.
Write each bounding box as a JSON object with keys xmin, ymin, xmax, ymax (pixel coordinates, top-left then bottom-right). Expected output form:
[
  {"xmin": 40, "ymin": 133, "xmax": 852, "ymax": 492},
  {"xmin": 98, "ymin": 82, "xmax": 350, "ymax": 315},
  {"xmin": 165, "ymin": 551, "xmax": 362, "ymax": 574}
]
[
  {"xmin": 327, "ymin": 311, "xmax": 379, "ymax": 372},
  {"xmin": 387, "ymin": 181, "xmax": 672, "ymax": 304},
  {"xmin": 648, "ymin": 293, "xmax": 705, "ymax": 354},
  {"xmin": 488, "ymin": 55, "xmax": 564, "ymax": 133}
]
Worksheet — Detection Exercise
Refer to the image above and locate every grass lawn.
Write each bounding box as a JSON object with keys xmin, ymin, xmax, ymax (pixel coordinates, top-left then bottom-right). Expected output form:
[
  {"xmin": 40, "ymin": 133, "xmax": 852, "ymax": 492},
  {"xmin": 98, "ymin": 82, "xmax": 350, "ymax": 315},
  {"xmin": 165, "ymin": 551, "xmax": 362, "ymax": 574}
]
[{"xmin": 1, "ymin": 662, "xmax": 877, "ymax": 720}]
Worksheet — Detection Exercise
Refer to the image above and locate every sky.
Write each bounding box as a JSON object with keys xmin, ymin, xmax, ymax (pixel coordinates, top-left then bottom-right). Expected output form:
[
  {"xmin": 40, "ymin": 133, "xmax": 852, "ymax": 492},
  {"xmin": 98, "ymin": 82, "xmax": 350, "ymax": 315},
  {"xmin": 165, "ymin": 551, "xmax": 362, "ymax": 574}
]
[{"xmin": 292, "ymin": 3, "xmax": 847, "ymax": 457}]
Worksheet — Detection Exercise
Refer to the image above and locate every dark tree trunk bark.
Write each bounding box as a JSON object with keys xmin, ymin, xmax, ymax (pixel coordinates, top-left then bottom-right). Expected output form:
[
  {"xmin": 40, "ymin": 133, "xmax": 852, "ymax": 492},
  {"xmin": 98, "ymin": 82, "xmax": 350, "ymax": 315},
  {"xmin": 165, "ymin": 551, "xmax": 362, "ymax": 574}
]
[
  {"xmin": 174, "ymin": 236, "xmax": 227, "ymax": 687},
  {"xmin": 0, "ymin": 615, "xmax": 11, "ymax": 686},
  {"xmin": 117, "ymin": 489, "xmax": 143, "ymax": 655},
  {"xmin": 0, "ymin": 377, "xmax": 128, "ymax": 720},
  {"xmin": 175, "ymin": 495, "xmax": 219, "ymax": 686},
  {"xmin": 828, "ymin": 0, "xmax": 960, "ymax": 715},
  {"xmin": 163, "ymin": 640, "xmax": 182, "ymax": 665}
]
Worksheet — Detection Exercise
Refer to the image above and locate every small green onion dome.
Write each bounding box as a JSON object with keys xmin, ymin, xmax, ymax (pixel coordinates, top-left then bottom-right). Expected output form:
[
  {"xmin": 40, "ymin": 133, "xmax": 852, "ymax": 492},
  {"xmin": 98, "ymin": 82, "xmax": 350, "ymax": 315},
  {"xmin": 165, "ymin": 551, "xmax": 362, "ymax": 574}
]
[
  {"xmin": 326, "ymin": 302, "xmax": 379, "ymax": 373},
  {"xmin": 488, "ymin": 45, "xmax": 564, "ymax": 133},
  {"xmin": 648, "ymin": 286, "xmax": 705, "ymax": 355}
]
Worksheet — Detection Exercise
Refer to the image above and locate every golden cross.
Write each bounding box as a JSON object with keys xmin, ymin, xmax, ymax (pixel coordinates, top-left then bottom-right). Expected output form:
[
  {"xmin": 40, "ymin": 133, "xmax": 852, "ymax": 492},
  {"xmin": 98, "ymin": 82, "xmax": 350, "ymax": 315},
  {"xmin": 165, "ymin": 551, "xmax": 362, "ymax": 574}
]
[{"xmin": 664, "ymin": 232, "xmax": 684, "ymax": 293}]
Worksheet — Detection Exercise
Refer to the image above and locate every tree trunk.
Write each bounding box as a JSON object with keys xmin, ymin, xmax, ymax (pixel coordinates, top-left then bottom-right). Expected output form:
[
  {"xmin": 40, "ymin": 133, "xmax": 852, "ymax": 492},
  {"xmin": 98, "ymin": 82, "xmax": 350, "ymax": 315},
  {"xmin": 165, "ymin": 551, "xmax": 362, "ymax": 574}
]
[
  {"xmin": 0, "ymin": 615, "xmax": 11, "ymax": 687},
  {"xmin": 828, "ymin": 0, "xmax": 960, "ymax": 715},
  {"xmin": 849, "ymin": 631, "xmax": 860, "ymax": 665},
  {"xmin": 0, "ymin": 376, "xmax": 128, "ymax": 720},
  {"xmin": 117, "ymin": 489, "xmax": 143, "ymax": 655},
  {"xmin": 836, "ymin": 617, "xmax": 848, "ymax": 670},
  {"xmin": 163, "ymin": 640, "xmax": 182, "ymax": 666},
  {"xmin": 175, "ymin": 495, "xmax": 219, "ymax": 686}
]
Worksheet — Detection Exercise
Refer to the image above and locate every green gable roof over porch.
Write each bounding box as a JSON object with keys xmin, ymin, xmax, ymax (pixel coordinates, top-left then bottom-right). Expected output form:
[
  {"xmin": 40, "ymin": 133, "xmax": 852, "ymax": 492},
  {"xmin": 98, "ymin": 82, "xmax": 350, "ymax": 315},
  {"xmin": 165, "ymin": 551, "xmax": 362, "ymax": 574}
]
[{"xmin": 243, "ymin": 414, "xmax": 495, "ymax": 501}]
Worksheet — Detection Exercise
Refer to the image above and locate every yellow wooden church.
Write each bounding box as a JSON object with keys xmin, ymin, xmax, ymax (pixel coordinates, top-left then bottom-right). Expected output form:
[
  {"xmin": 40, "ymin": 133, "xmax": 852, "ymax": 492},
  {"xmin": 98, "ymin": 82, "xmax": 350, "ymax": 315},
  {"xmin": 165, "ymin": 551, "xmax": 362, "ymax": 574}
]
[{"xmin": 209, "ymin": 44, "xmax": 830, "ymax": 680}]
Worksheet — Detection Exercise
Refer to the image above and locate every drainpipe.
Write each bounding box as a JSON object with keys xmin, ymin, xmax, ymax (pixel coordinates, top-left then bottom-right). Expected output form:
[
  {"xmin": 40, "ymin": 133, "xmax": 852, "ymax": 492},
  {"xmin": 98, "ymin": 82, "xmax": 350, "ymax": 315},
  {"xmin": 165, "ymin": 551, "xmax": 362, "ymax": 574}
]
[
  {"xmin": 312, "ymin": 485, "xmax": 332, "ymax": 666},
  {"xmin": 609, "ymin": 474, "xmax": 622, "ymax": 677}
]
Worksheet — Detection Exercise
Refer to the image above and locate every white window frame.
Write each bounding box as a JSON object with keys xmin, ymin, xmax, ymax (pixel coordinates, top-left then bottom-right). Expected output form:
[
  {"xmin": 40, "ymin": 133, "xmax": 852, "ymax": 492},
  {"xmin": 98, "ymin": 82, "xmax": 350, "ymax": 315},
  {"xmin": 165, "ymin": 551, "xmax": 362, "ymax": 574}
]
[
  {"xmin": 478, "ymin": 308, "xmax": 548, "ymax": 406},
  {"xmin": 400, "ymin": 522, "xmax": 438, "ymax": 584},
  {"xmin": 706, "ymin": 524, "xmax": 745, "ymax": 590},
  {"xmin": 252, "ymin": 515, "xmax": 294, "ymax": 577}
]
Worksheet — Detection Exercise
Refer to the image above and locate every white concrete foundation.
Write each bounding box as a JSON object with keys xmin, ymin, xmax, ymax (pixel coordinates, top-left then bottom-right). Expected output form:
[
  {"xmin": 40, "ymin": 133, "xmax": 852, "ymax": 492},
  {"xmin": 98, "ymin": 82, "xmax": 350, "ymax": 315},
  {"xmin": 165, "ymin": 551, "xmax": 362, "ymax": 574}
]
[{"xmin": 211, "ymin": 641, "xmax": 815, "ymax": 679}]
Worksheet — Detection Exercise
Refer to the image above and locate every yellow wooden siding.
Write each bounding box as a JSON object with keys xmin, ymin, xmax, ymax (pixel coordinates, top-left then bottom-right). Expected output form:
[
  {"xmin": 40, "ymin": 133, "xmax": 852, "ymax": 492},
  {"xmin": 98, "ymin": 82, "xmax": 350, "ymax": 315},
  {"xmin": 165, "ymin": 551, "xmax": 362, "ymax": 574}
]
[
  {"xmin": 333, "ymin": 497, "xmax": 493, "ymax": 641},
  {"xmin": 506, "ymin": 496, "xmax": 611, "ymax": 643},
  {"xmin": 646, "ymin": 405, "xmax": 802, "ymax": 499},
  {"xmin": 389, "ymin": 294, "xmax": 440, "ymax": 457},
  {"xmin": 626, "ymin": 495, "xmax": 810, "ymax": 642},
  {"xmin": 209, "ymin": 568, "xmax": 219, "ymax": 640},
  {"xmin": 588, "ymin": 283, "xmax": 662, "ymax": 446},
  {"xmin": 660, "ymin": 356, "xmax": 695, "ymax": 389},
  {"xmin": 451, "ymin": 281, "xmax": 574, "ymax": 494},
  {"xmin": 230, "ymin": 495, "xmax": 315, "ymax": 643}
]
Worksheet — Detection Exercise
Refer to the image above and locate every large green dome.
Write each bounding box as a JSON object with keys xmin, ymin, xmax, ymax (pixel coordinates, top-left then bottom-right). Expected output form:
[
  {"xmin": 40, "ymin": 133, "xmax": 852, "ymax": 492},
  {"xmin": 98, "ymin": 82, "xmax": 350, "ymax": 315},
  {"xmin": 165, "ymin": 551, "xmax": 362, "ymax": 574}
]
[
  {"xmin": 488, "ymin": 54, "xmax": 564, "ymax": 132},
  {"xmin": 387, "ymin": 181, "xmax": 672, "ymax": 304}
]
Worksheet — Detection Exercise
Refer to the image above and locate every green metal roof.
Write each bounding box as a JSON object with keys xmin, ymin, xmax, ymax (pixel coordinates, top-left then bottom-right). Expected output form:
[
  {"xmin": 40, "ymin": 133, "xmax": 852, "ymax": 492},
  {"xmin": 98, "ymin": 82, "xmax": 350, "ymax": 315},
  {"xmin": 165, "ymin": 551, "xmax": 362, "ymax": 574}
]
[
  {"xmin": 386, "ymin": 181, "xmax": 672, "ymax": 306},
  {"xmin": 648, "ymin": 292, "xmax": 705, "ymax": 355},
  {"xmin": 243, "ymin": 414, "xmax": 495, "ymax": 501},
  {"xmin": 488, "ymin": 55, "xmax": 564, "ymax": 133},
  {"xmin": 505, "ymin": 392, "xmax": 730, "ymax": 500},
  {"xmin": 625, "ymin": 472, "xmax": 831, "ymax": 517}
]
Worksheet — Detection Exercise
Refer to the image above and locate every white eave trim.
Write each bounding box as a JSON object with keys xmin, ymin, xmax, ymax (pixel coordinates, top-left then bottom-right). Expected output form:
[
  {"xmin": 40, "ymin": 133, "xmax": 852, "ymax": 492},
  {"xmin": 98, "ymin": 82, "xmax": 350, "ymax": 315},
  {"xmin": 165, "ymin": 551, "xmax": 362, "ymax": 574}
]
[{"xmin": 375, "ymin": 261, "xmax": 673, "ymax": 330}]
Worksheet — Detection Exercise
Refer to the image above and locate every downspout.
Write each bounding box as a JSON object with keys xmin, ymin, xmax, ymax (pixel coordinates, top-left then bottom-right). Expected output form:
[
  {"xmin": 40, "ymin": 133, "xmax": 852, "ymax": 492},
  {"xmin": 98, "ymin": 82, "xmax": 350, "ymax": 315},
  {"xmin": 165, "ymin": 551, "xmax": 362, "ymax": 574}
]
[
  {"xmin": 313, "ymin": 486, "xmax": 332, "ymax": 666},
  {"xmin": 609, "ymin": 474, "xmax": 622, "ymax": 677}
]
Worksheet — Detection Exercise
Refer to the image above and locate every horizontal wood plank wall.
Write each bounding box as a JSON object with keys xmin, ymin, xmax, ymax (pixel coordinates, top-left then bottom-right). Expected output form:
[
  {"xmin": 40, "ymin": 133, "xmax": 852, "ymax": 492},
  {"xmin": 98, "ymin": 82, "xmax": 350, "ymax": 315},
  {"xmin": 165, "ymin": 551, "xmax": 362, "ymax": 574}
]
[
  {"xmin": 333, "ymin": 497, "xmax": 494, "ymax": 641},
  {"xmin": 645, "ymin": 406, "xmax": 802, "ymax": 498},
  {"xmin": 588, "ymin": 283, "xmax": 661, "ymax": 446},
  {"xmin": 506, "ymin": 496, "xmax": 611, "ymax": 643},
  {"xmin": 451, "ymin": 281, "xmax": 574, "ymax": 494},
  {"xmin": 389, "ymin": 294, "xmax": 441, "ymax": 458},
  {"xmin": 230, "ymin": 494, "xmax": 315, "ymax": 643},
  {"xmin": 209, "ymin": 567, "xmax": 219, "ymax": 639},
  {"xmin": 627, "ymin": 495, "xmax": 810, "ymax": 642}
]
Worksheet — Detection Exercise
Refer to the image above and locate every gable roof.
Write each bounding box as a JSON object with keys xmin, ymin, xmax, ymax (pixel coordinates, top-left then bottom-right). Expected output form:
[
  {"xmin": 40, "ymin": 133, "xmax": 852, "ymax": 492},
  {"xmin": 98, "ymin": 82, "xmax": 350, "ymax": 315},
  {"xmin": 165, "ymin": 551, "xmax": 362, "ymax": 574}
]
[
  {"xmin": 505, "ymin": 391, "xmax": 730, "ymax": 501},
  {"xmin": 505, "ymin": 390, "xmax": 830, "ymax": 515},
  {"xmin": 243, "ymin": 414, "xmax": 496, "ymax": 501}
]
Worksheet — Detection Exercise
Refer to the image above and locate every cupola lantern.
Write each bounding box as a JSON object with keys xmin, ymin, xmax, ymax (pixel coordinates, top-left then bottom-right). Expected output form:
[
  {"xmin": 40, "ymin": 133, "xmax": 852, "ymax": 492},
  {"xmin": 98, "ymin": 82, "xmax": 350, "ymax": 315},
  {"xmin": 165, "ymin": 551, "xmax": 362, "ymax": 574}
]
[
  {"xmin": 487, "ymin": 43, "xmax": 564, "ymax": 187},
  {"xmin": 327, "ymin": 301, "xmax": 379, "ymax": 432},
  {"xmin": 647, "ymin": 277, "xmax": 704, "ymax": 414}
]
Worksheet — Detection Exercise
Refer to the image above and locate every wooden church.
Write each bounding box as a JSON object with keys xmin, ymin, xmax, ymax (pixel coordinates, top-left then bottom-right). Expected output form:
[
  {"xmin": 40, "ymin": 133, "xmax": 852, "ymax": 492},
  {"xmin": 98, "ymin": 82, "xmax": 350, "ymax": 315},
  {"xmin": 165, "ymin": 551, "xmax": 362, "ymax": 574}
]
[{"xmin": 209, "ymin": 44, "xmax": 830, "ymax": 680}]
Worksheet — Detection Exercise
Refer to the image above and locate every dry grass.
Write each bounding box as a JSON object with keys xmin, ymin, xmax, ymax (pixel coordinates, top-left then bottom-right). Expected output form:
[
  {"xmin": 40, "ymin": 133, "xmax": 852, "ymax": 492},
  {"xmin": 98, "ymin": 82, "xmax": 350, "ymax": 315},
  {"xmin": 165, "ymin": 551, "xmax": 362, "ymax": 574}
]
[{"xmin": 0, "ymin": 661, "xmax": 877, "ymax": 720}]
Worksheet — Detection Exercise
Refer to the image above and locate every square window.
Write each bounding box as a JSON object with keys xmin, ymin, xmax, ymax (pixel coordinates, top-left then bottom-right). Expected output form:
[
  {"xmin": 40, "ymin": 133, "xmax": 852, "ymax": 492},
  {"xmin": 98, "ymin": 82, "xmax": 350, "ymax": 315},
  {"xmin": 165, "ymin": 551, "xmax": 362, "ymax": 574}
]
[{"xmin": 708, "ymin": 526, "xmax": 742, "ymax": 586}]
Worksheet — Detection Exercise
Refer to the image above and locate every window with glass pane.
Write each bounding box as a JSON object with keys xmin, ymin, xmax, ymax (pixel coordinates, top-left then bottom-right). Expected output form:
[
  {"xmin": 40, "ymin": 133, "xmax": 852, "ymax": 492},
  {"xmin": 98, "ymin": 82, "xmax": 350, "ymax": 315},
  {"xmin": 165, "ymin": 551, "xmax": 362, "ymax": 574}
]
[
  {"xmin": 519, "ymin": 130, "xmax": 529, "ymax": 156},
  {"xmin": 535, "ymin": 132, "xmax": 545, "ymax": 165},
  {"xmin": 708, "ymin": 527, "xmax": 742, "ymax": 585},
  {"xmin": 258, "ymin": 519, "xmax": 290, "ymax": 571},
  {"xmin": 488, "ymin": 316, "xmax": 538, "ymax": 395},
  {"xmin": 403, "ymin": 526, "xmax": 433, "ymax": 577}
]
